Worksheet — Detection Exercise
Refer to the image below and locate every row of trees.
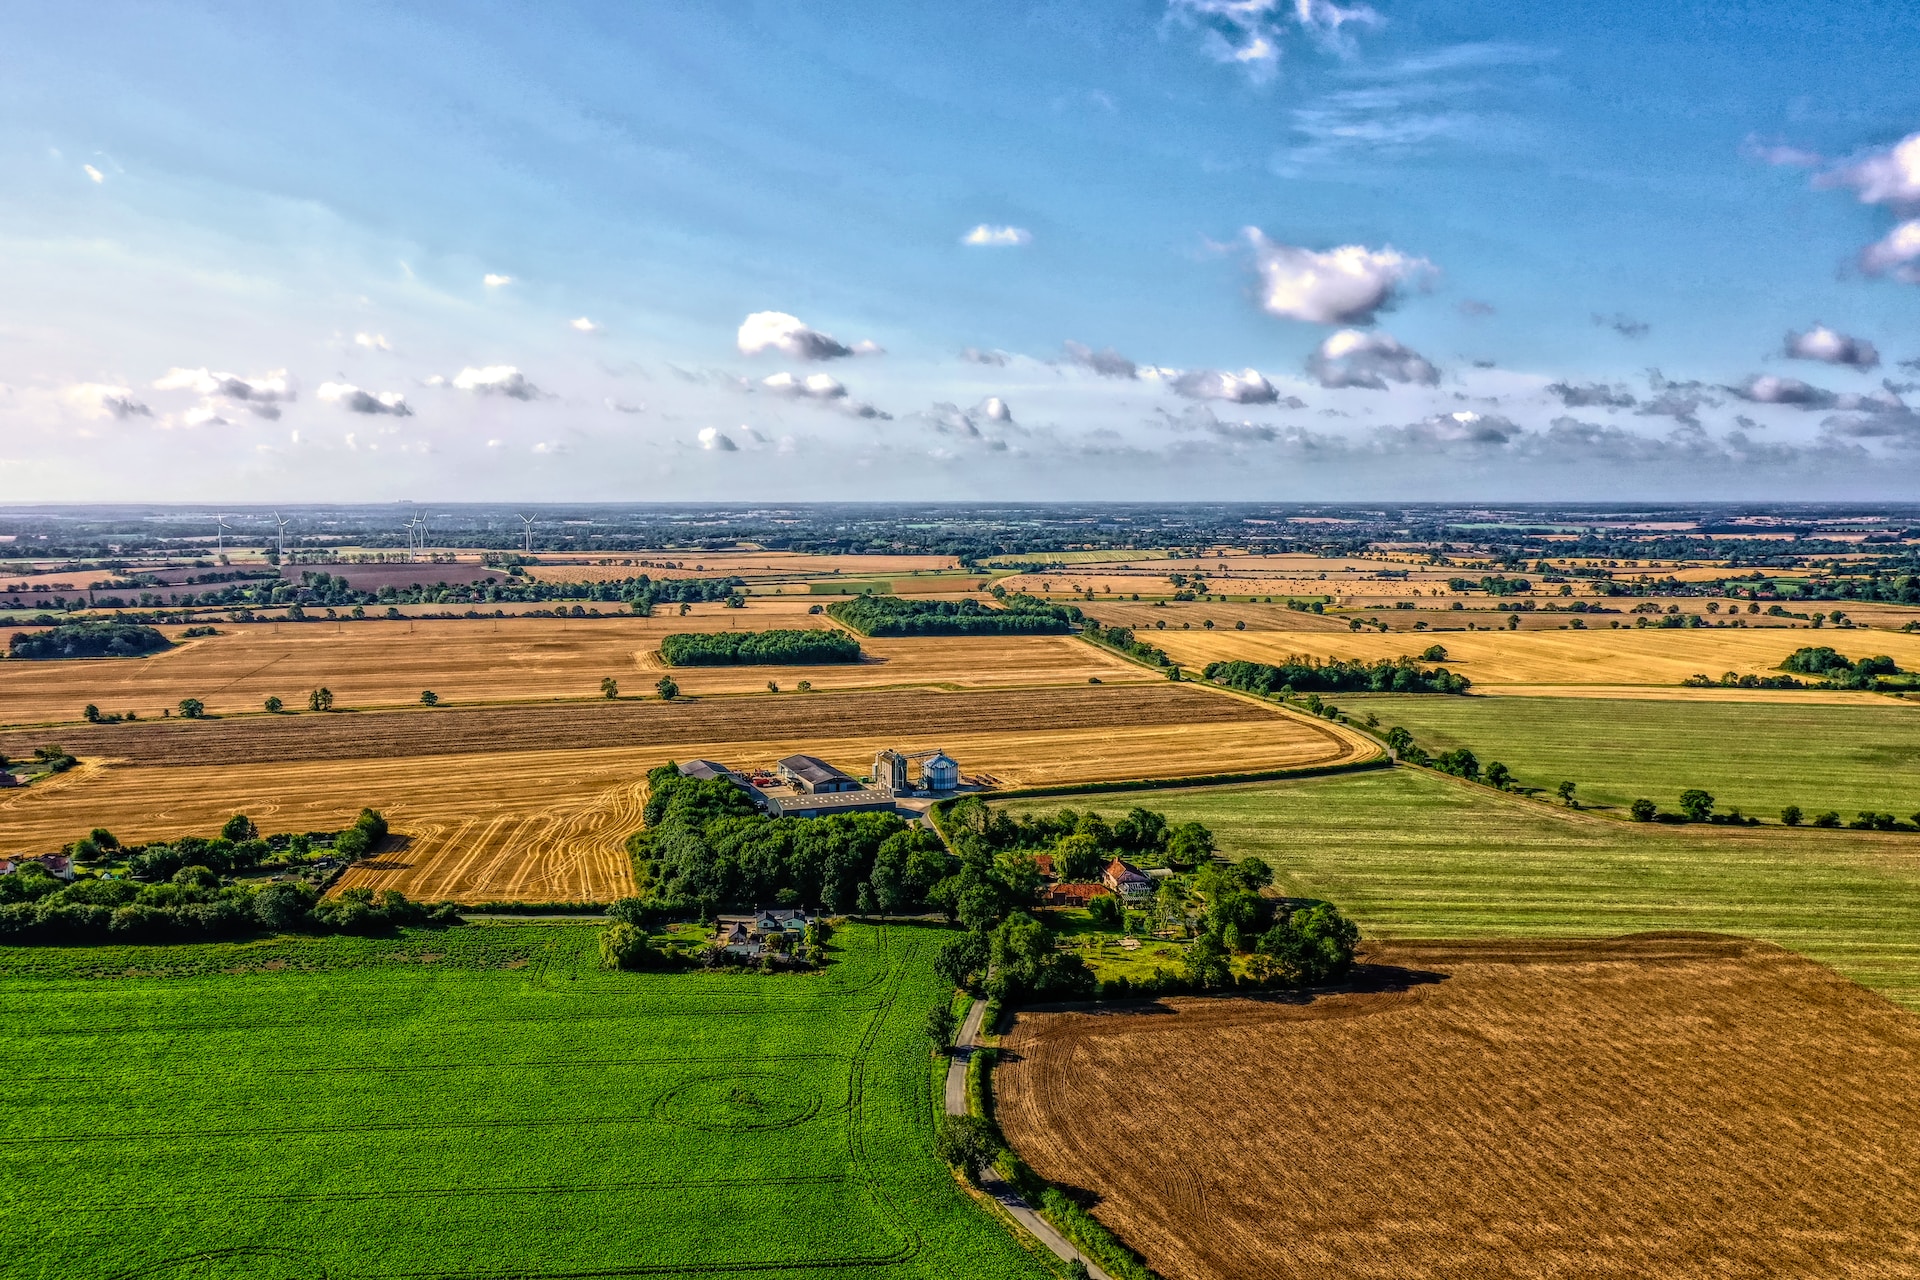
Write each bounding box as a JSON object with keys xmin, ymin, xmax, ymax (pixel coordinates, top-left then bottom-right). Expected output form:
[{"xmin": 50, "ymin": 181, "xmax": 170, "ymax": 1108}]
[
  {"xmin": 1078, "ymin": 620, "xmax": 1172, "ymax": 668},
  {"xmin": 941, "ymin": 795, "xmax": 1216, "ymax": 877},
  {"xmin": 826, "ymin": 593, "xmax": 1082, "ymax": 636},
  {"xmin": 8, "ymin": 621, "xmax": 171, "ymax": 660},
  {"xmin": 658, "ymin": 629, "xmax": 862, "ymax": 666},
  {"xmin": 1204, "ymin": 655, "xmax": 1471, "ymax": 696},
  {"xmin": 1780, "ymin": 646, "xmax": 1903, "ymax": 689}
]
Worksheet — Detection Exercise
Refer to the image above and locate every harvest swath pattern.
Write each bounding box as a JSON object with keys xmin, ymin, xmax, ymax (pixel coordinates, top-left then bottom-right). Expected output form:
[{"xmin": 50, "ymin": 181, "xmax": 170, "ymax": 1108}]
[
  {"xmin": 997, "ymin": 935, "xmax": 1920, "ymax": 1280},
  {"xmin": 0, "ymin": 923, "xmax": 1051, "ymax": 1280}
]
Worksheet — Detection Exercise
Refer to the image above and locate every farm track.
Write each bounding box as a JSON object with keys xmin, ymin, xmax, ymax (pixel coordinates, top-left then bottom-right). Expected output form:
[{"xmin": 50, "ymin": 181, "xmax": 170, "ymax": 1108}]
[
  {"xmin": 0, "ymin": 683, "xmax": 1267, "ymax": 767},
  {"xmin": 997, "ymin": 935, "xmax": 1920, "ymax": 1280}
]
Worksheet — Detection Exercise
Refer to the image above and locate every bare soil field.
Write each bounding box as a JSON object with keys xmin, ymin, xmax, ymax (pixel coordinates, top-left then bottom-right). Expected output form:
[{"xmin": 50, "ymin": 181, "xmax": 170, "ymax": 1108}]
[
  {"xmin": 997, "ymin": 934, "xmax": 1920, "ymax": 1280},
  {"xmin": 0, "ymin": 705, "xmax": 1370, "ymax": 897},
  {"xmin": 0, "ymin": 605, "xmax": 1151, "ymax": 724},
  {"xmin": 1144, "ymin": 624, "xmax": 1920, "ymax": 689},
  {"xmin": 0, "ymin": 683, "xmax": 1269, "ymax": 766}
]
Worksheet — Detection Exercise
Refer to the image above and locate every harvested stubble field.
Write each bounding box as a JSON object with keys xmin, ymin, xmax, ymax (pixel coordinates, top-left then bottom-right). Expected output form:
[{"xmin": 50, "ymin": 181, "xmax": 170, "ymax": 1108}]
[
  {"xmin": 995, "ymin": 934, "xmax": 1920, "ymax": 1280},
  {"xmin": 0, "ymin": 922, "xmax": 1053, "ymax": 1280},
  {"xmin": 1343, "ymin": 693, "xmax": 1920, "ymax": 817},
  {"xmin": 1145, "ymin": 623, "xmax": 1920, "ymax": 689},
  {"xmin": 526, "ymin": 551, "xmax": 958, "ymax": 582},
  {"xmin": 0, "ymin": 614, "xmax": 1154, "ymax": 725},
  {"xmin": 1003, "ymin": 768, "xmax": 1920, "ymax": 1009},
  {"xmin": 4, "ymin": 689, "xmax": 1371, "ymax": 901}
]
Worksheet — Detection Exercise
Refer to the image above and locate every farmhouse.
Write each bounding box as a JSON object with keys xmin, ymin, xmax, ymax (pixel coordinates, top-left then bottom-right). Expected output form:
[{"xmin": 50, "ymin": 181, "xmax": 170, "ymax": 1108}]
[
  {"xmin": 1047, "ymin": 882, "xmax": 1112, "ymax": 908},
  {"xmin": 713, "ymin": 908, "xmax": 811, "ymax": 959},
  {"xmin": 1102, "ymin": 857, "xmax": 1153, "ymax": 902},
  {"xmin": 0, "ymin": 854, "xmax": 73, "ymax": 881}
]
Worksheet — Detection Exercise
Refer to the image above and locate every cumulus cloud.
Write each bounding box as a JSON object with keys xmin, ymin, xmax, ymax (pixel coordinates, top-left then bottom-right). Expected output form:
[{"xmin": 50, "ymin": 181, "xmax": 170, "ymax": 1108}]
[
  {"xmin": 1172, "ymin": 367, "xmax": 1283, "ymax": 404},
  {"xmin": 762, "ymin": 371, "xmax": 847, "ymax": 401},
  {"xmin": 962, "ymin": 224, "xmax": 1032, "ymax": 247},
  {"xmin": 65, "ymin": 383, "xmax": 151, "ymax": 420},
  {"xmin": 354, "ymin": 332, "xmax": 392, "ymax": 351},
  {"xmin": 980, "ymin": 396, "xmax": 1014, "ymax": 423},
  {"xmin": 1244, "ymin": 230, "xmax": 1434, "ymax": 326},
  {"xmin": 1784, "ymin": 324, "xmax": 1879, "ymax": 369},
  {"xmin": 1062, "ymin": 341, "xmax": 1139, "ymax": 379},
  {"xmin": 697, "ymin": 426, "xmax": 738, "ymax": 452},
  {"xmin": 83, "ymin": 164, "xmax": 104, "ymax": 184},
  {"xmin": 1380, "ymin": 409, "xmax": 1518, "ymax": 447},
  {"xmin": 483, "ymin": 273, "xmax": 513, "ymax": 288},
  {"xmin": 1307, "ymin": 330, "xmax": 1438, "ymax": 389},
  {"xmin": 1593, "ymin": 312, "xmax": 1651, "ymax": 339},
  {"xmin": 961, "ymin": 347, "xmax": 1012, "ymax": 366},
  {"xmin": 571, "ymin": 317, "xmax": 601, "ymax": 333},
  {"xmin": 1166, "ymin": 0, "xmax": 1382, "ymax": 84},
  {"xmin": 181, "ymin": 404, "xmax": 231, "ymax": 428},
  {"xmin": 737, "ymin": 311, "xmax": 856, "ymax": 361},
  {"xmin": 1547, "ymin": 381, "xmax": 1636, "ymax": 409},
  {"xmin": 317, "ymin": 381, "xmax": 412, "ymax": 416},
  {"xmin": 152, "ymin": 367, "xmax": 294, "ymax": 419},
  {"xmin": 1860, "ymin": 220, "xmax": 1920, "ymax": 283},
  {"xmin": 1727, "ymin": 374, "xmax": 1836, "ymax": 408},
  {"xmin": 1817, "ymin": 132, "xmax": 1920, "ymax": 211},
  {"xmin": 451, "ymin": 365, "xmax": 540, "ymax": 400}
]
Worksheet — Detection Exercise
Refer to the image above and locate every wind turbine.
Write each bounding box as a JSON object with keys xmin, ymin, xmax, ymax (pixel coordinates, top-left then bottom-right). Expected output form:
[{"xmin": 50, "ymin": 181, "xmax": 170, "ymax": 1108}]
[
  {"xmin": 272, "ymin": 512, "xmax": 290, "ymax": 560},
  {"xmin": 215, "ymin": 514, "xmax": 232, "ymax": 556},
  {"xmin": 519, "ymin": 514, "xmax": 535, "ymax": 555},
  {"xmin": 416, "ymin": 513, "xmax": 429, "ymax": 558},
  {"xmin": 403, "ymin": 516, "xmax": 422, "ymax": 562}
]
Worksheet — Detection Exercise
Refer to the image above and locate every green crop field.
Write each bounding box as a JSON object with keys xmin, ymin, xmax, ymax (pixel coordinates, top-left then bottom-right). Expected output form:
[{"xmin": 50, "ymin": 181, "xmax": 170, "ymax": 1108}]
[
  {"xmin": 1344, "ymin": 693, "xmax": 1920, "ymax": 818},
  {"xmin": 0, "ymin": 922, "xmax": 1049, "ymax": 1280},
  {"xmin": 1003, "ymin": 768, "xmax": 1920, "ymax": 1011}
]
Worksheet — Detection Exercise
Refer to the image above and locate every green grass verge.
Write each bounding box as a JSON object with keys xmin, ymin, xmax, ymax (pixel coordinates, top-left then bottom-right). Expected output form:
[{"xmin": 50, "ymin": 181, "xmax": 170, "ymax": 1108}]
[
  {"xmin": 0, "ymin": 922, "xmax": 1051, "ymax": 1280},
  {"xmin": 1002, "ymin": 768, "xmax": 1920, "ymax": 1012},
  {"xmin": 1345, "ymin": 692, "xmax": 1920, "ymax": 818}
]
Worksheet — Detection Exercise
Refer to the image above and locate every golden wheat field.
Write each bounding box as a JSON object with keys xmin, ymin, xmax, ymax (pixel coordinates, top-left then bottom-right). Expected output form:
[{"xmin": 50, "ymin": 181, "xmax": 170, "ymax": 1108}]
[
  {"xmin": 0, "ymin": 690, "xmax": 1372, "ymax": 899},
  {"xmin": 1143, "ymin": 624, "xmax": 1920, "ymax": 688},
  {"xmin": 524, "ymin": 551, "xmax": 957, "ymax": 582},
  {"xmin": 0, "ymin": 607, "xmax": 1161, "ymax": 725},
  {"xmin": 997, "ymin": 935, "xmax": 1920, "ymax": 1280}
]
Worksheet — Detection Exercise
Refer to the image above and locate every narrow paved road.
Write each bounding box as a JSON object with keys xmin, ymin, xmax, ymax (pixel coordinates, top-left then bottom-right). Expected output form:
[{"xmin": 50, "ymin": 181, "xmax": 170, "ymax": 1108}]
[{"xmin": 946, "ymin": 999, "xmax": 1113, "ymax": 1280}]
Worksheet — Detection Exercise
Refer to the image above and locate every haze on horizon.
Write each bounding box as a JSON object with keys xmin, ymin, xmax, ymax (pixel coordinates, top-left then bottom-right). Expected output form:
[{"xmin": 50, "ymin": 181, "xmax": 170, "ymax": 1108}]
[{"xmin": 3, "ymin": 0, "xmax": 1918, "ymax": 502}]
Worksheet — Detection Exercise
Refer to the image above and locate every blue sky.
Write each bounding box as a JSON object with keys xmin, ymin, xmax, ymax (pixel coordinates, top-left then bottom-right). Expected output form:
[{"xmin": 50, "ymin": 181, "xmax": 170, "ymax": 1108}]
[{"xmin": 4, "ymin": 0, "xmax": 1918, "ymax": 500}]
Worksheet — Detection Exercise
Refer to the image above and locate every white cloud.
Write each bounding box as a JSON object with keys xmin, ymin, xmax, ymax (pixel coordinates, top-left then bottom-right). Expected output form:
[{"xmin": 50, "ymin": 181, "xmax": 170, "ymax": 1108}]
[
  {"xmin": 181, "ymin": 403, "xmax": 231, "ymax": 428},
  {"xmin": 82, "ymin": 164, "xmax": 104, "ymax": 184},
  {"xmin": 737, "ymin": 311, "xmax": 855, "ymax": 360},
  {"xmin": 1307, "ymin": 329, "xmax": 1438, "ymax": 389},
  {"xmin": 1244, "ymin": 229, "xmax": 1435, "ymax": 325},
  {"xmin": 1166, "ymin": 0, "xmax": 1381, "ymax": 85},
  {"xmin": 980, "ymin": 396, "xmax": 1013, "ymax": 423},
  {"xmin": 1860, "ymin": 220, "xmax": 1920, "ymax": 283},
  {"xmin": 1173, "ymin": 367, "xmax": 1282, "ymax": 404},
  {"xmin": 1818, "ymin": 132, "xmax": 1920, "ymax": 210},
  {"xmin": 571, "ymin": 317, "xmax": 601, "ymax": 333},
  {"xmin": 486, "ymin": 438, "xmax": 505, "ymax": 449},
  {"xmin": 483, "ymin": 273, "xmax": 514, "ymax": 288},
  {"xmin": 962, "ymin": 224, "xmax": 1033, "ymax": 247},
  {"xmin": 961, "ymin": 347, "xmax": 1012, "ymax": 366},
  {"xmin": 698, "ymin": 426, "xmax": 739, "ymax": 452},
  {"xmin": 762, "ymin": 371, "xmax": 848, "ymax": 400},
  {"xmin": 354, "ymin": 332, "xmax": 393, "ymax": 351},
  {"xmin": 1784, "ymin": 324, "xmax": 1880, "ymax": 370},
  {"xmin": 451, "ymin": 365, "xmax": 540, "ymax": 399},
  {"xmin": 317, "ymin": 381, "xmax": 413, "ymax": 416},
  {"xmin": 65, "ymin": 383, "xmax": 151, "ymax": 420},
  {"xmin": 152, "ymin": 367, "xmax": 295, "ymax": 418},
  {"xmin": 531, "ymin": 441, "xmax": 567, "ymax": 454}
]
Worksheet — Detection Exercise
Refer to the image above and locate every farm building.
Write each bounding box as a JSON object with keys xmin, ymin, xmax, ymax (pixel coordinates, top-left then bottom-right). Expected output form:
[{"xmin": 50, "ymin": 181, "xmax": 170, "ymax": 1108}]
[
  {"xmin": 678, "ymin": 759, "xmax": 739, "ymax": 783},
  {"xmin": 0, "ymin": 854, "xmax": 73, "ymax": 881},
  {"xmin": 1047, "ymin": 882, "xmax": 1112, "ymax": 908},
  {"xmin": 713, "ymin": 908, "xmax": 811, "ymax": 959},
  {"xmin": 778, "ymin": 755, "xmax": 863, "ymax": 794},
  {"xmin": 762, "ymin": 789, "xmax": 896, "ymax": 818},
  {"xmin": 1102, "ymin": 858, "xmax": 1153, "ymax": 902},
  {"xmin": 871, "ymin": 748, "xmax": 964, "ymax": 795}
]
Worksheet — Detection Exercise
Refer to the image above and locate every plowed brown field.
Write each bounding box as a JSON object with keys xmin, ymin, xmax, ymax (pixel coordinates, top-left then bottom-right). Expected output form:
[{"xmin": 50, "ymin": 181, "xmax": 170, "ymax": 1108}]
[
  {"xmin": 0, "ymin": 611, "xmax": 1149, "ymax": 725},
  {"xmin": 996, "ymin": 935, "xmax": 1920, "ymax": 1280}
]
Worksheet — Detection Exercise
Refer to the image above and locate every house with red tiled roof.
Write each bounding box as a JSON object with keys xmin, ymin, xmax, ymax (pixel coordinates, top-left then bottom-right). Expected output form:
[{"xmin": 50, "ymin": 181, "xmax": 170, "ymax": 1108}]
[
  {"xmin": 1047, "ymin": 882, "xmax": 1111, "ymax": 908},
  {"xmin": 1101, "ymin": 857, "xmax": 1152, "ymax": 902}
]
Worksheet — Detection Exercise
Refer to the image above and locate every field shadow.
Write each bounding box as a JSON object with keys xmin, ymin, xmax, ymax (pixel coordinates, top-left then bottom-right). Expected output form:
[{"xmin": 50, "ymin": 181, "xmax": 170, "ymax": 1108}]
[
  {"xmin": 1025, "ymin": 963, "xmax": 1450, "ymax": 1020},
  {"xmin": 357, "ymin": 834, "xmax": 414, "ymax": 872}
]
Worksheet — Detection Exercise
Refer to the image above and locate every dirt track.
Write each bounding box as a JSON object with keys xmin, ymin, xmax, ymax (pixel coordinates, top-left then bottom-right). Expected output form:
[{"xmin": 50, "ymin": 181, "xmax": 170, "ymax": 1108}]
[
  {"xmin": 996, "ymin": 935, "xmax": 1920, "ymax": 1280},
  {"xmin": 0, "ymin": 683, "xmax": 1273, "ymax": 767}
]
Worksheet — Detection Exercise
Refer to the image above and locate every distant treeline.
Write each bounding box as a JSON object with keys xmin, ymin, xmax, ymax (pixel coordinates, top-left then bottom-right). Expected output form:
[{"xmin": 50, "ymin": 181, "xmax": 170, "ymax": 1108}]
[
  {"xmin": 1205, "ymin": 655, "xmax": 1471, "ymax": 695},
  {"xmin": 827, "ymin": 593, "xmax": 1082, "ymax": 637},
  {"xmin": 80, "ymin": 571, "xmax": 747, "ymax": 613},
  {"xmin": 1080, "ymin": 620, "xmax": 1172, "ymax": 667},
  {"xmin": 660, "ymin": 629, "xmax": 861, "ymax": 666},
  {"xmin": 8, "ymin": 622, "xmax": 171, "ymax": 660}
]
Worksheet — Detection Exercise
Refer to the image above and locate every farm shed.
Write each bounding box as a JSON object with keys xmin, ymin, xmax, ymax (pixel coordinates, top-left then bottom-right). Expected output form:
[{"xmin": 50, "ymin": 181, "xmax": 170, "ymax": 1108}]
[{"xmin": 777, "ymin": 754, "xmax": 862, "ymax": 794}]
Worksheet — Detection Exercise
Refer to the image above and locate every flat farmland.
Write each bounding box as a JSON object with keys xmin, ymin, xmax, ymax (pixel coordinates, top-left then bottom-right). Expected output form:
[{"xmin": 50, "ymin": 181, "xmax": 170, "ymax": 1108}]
[
  {"xmin": 3, "ymin": 689, "xmax": 1372, "ymax": 902},
  {"xmin": 1342, "ymin": 693, "xmax": 1920, "ymax": 817},
  {"xmin": 1145, "ymin": 623, "xmax": 1920, "ymax": 688},
  {"xmin": 0, "ymin": 614, "xmax": 1155, "ymax": 726},
  {"xmin": 0, "ymin": 923, "xmax": 1053, "ymax": 1280},
  {"xmin": 996, "ymin": 935, "xmax": 1920, "ymax": 1280},
  {"xmin": 526, "ymin": 551, "xmax": 958, "ymax": 582},
  {"xmin": 1001, "ymin": 768, "xmax": 1920, "ymax": 1009}
]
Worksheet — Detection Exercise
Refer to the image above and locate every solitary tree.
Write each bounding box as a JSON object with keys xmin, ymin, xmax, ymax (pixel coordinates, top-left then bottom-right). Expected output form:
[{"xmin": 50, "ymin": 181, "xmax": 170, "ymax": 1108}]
[
  {"xmin": 307, "ymin": 687, "xmax": 334, "ymax": 712},
  {"xmin": 263, "ymin": 695, "xmax": 284, "ymax": 714},
  {"xmin": 925, "ymin": 1003, "xmax": 959, "ymax": 1054},
  {"xmin": 420, "ymin": 690, "xmax": 439, "ymax": 706},
  {"xmin": 221, "ymin": 813, "xmax": 258, "ymax": 842},
  {"xmin": 600, "ymin": 677, "xmax": 618, "ymax": 699},
  {"xmin": 1780, "ymin": 805, "xmax": 1803, "ymax": 826},
  {"xmin": 1485, "ymin": 761, "xmax": 1513, "ymax": 791},
  {"xmin": 1630, "ymin": 798, "xmax": 1657, "ymax": 822},
  {"xmin": 1556, "ymin": 780, "xmax": 1577, "ymax": 807},
  {"xmin": 1679, "ymin": 789, "xmax": 1716, "ymax": 822},
  {"xmin": 178, "ymin": 698, "xmax": 206, "ymax": 719},
  {"xmin": 766, "ymin": 680, "xmax": 780, "ymax": 693},
  {"xmin": 82, "ymin": 704, "xmax": 101, "ymax": 723},
  {"xmin": 655, "ymin": 676, "xmax": 679, "ymax": 701}
]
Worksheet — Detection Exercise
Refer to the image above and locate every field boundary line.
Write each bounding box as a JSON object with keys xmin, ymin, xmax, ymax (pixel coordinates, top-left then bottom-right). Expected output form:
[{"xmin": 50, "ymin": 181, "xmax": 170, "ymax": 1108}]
[{"xmin": 978, "ymin": 755, "xmax": 1390, "ymax": 802}]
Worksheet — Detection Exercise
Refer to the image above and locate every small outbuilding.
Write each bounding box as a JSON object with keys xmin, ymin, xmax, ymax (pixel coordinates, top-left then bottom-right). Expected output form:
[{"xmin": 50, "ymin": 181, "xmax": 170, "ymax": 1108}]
[{"xmin": 777, "ymin": 755, "xmax": 862, "ymax": 794}]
